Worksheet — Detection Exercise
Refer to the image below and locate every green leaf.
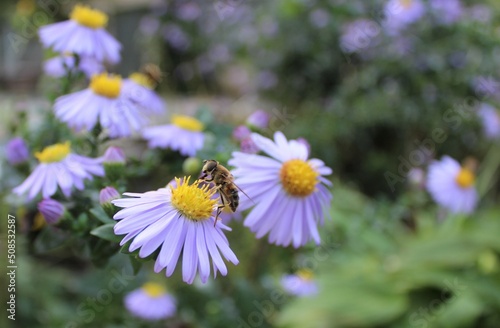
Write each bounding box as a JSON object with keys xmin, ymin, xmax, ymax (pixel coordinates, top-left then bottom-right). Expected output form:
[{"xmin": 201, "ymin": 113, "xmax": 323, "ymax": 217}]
[
  {"xmin": 89, "ymin": 207, "xmax": 114, "ymax": 224},
  {"xmin": 90, "ymin": 223, "xmax": 120, "ymax": 243}
]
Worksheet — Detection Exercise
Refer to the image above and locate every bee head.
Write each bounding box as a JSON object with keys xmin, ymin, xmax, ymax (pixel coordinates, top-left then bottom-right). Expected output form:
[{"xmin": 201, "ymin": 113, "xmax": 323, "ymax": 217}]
[{"xmin": 202, "ymin": 159, "xmax": 218, "ymax": 174}]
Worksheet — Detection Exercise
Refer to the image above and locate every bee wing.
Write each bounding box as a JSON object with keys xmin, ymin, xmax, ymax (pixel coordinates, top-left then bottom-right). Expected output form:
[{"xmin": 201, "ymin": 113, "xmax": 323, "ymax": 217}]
[{"xmin": 234, "ymin": 183, "xmax": 255, "ymax": 204}]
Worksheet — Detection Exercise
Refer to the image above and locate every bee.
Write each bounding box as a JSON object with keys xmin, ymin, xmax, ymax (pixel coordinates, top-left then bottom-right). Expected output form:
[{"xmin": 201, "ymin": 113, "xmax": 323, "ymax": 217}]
[
  {"xmin": 200, "ymin": 160, "xmax": 252, "ymax": 226},
  {"xmin": 140, "ymin": 63, "xmax": 163, "ymax": 87}
]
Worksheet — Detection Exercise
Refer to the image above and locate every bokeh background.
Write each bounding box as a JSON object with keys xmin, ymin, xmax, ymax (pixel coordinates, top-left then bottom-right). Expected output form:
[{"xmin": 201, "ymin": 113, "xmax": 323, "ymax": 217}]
[{"xmin": 1, "ymin": 0, "xmax": 500, "ymax": 327}]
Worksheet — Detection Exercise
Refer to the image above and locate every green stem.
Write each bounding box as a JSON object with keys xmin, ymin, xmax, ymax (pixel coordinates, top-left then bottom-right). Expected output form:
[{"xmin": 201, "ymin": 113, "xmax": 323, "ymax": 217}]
[{"xmin": 477, "ymin": 142, "xmax": 500, "ymax": 198}]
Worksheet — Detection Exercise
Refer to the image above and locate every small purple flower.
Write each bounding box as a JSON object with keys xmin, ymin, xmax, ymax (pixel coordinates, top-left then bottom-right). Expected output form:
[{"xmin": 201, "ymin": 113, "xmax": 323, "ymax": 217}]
[
  {"xmin": 139, "ymin": 16, "xmax": 160, "ymax": 36},
  {"xmin": 43, "ymin": 55, "xmax": 103, "ymax": 78},
  {"xmin": 340, "ymin": 19, "xmax": 380, "ymax": 53},
  {"xmin": 112, "ymin": 177, "xmax": 238, "ymax": 284},
  {"xmin": 122, "ymin": 74, "xmax": 166, "ymax": 115},
  {"xmin": 6, "ymin": 137, "xmax": 29, "ymax": 165},
  {"xmin": 37, "ymin": 198, "xmax": 65, "ymax": 224},
  {"xmin": 232, "ymin": 125, "xmax": 251, "ymax": 141},
  {"xmin": 408, "ymin": 167, "xmax": 425, "ymax": 188},
  {"xmin": 430, "ymin": 0, "xmax": 463, "ymax": 25},
  {"xmin": 477, "ymin": 103, "xmax": 500, "ymax": 140},
  {"xmin": 177, "ymin": 3, "xmax": 201, "ymax": 21},
  {"xmin": 426, "ymin": 156, "xmax": 478, "ymax": 214},
  {"xmin": 383, "ymin": 0, "xmax": 426, "ymax": 34},
  {"xmin": 14, "ymin": 142, "xmax": 103, "ymax": 199},
  {"xmin": 229, "ymin": 132, "xmax": 332, "ymax": 248},
  {"xmin": 282, "ymin": 269, "xmax": 318, "ymax": 297},
  {"xmin": 240, "ymin": 137, "xmax": 259, "ymax": 154},
  {"xmin": 246, "ymin": 110, "xmax": 270, "ymax": 130},
  {"xmin": 38, "ymin": 4, "xmax": 121, "ymax": 64},
  {"xmin": 100, "ymin": 186, "xmax": 120, "ymax": 205},
  {"xmin": 103, "ymin": 146, "xmax": 126, "ymax": 164},
  {"xmin": 125, "ymin": 282, "xmax": 176, "ymax": 320}
]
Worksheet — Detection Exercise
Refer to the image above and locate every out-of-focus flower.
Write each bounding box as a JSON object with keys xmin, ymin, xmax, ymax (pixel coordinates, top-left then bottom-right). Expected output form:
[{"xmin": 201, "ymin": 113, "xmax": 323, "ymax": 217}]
[
  {"xmin": 43, "ymin": 54, "xmax": 103, "ymax": 78},
  {"xmin": 477, "ymin": 103, "xmax": 500, "ymax": 139},
  {"xmin": 340, "ymin": 19, "xmax": 380, "ymax": 53},
  {"xmin": 142, "ymin": 115, "xmax": 205, "ymax": 157},
  {"xmin": 162, "ymin": 24, "xmax": 191, "ymax": 51},
  {"xmin": 229, "ymin": 132, "xmax": 333, "ymax": 248},
  {"xmin": 6, "ymin": 137, "xmax": 29, "ymax": 165},
  {"xmin": 246, "ymin": 110, "xmax": 270, "ymax": 130},
  {"xmin": 139, "ymin": 16, "xmax": 160, "ymax": 36},
  {"xmin": 100, "ymin": 186, "xmax": 120, "ymax": 205},
  {"xmin": 103, "ymin": 146, "xmax": 126, "ymax": 164},
  {"xmin": 240, "ymin": 137, "xmax": 259, "ymax": 154},
  {"xmin": 112, "ymin": 177, "xmax": 239, "ymax": 284},
  {"xmin": 122, "ymin": 73, "xmax": 165, "ymax": 115},
  {"xmin": 13, "ymin": 142, "xmax": 103, "ymax": 199},
  {"xmin": 232, "ymin": 125, "xmax": 251, "ymax": 141},
  {"xmin": 54, "ymin": 73, "xmax": 149, "ymax": 138},
  {"xmin": 125, "ymin": 282, "xmax": 176, "ymax": 320},
  {"xmin": 281, "ymin": 269, "xmax": 318, "ymax": 297},
  {"xmin": 39, "ymin": 4, "xmax": 121, "ymax": 64},
  {"xmin": 177, "ymin": 2, "xmax": 201, "ymax": 21},
  {"xmin": 407, "ymin": 167, "xmax": 425, "ymax": 188},
  {"xmin": 426, "ymin": 156, "xmax": 478, "ymax": 214},
  {"xmin": 383, "ymin": 0, "xmax": 426, "ymax": 34},
  {"xmin": 296, "ymin": 137, "xmax": 310, "ymax": 158},
  {"xmin": 430, "ymin": 0, "xmax": 463, "ymax": 25},
  {"xmin": 472, "ymin": 76, "xmax": 500, "ymax": 99},
  {"xmin": 38, "ymin": 198, "xmax": 65, "ymax": 224}
]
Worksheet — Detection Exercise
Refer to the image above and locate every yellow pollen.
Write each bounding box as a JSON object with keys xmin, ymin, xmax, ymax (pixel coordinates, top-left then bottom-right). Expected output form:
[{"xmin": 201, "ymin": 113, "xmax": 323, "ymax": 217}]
[
  {"xmin": 35, "ymin": 142, "xmax": 71, "ymax": 163},
  {"xmin": 141, "ymin": 282, "xmax": 166, "ymax": 298},
  {"xmin": 170, "ymin": 176, "xmax": 217, "ymax": 221},
  {"xmin": 90, "ymin": 73, "xmax": 122, "ymax": 98},
  {"xmin": 129, "ymin": 72, "xmax": 156, "ymax": 89},
  {"xmin": 171, "ymin": 115, "xmax": 204, "ymax": 132},
  {"xmin": 455, "ymin": 168, "xmax": 475, "ymax": 189},
  {"xmin": 297, "ymin": 269, "xmax": 314, "ymax": 281},
  {"xmin": 70, "ymin": 4, "xmax": 108, "ymax": 29},
  {"xmin": 279, "ymin": 159, "xmax": 319, "ymax": 197}
]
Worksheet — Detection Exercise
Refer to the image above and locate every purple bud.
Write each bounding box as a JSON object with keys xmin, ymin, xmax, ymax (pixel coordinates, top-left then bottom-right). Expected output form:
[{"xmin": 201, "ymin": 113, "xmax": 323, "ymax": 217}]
[
  {"xmin": 103, "ymin": 146, "xmax": 126, "ymax": 164},
  {"xmin": 232, "ymin": 125, "xmax": 251, "ymax": 141},
  {"xmin": 99, "ymin": 187, "xmax": 120, "ymax": 205},
  {"xmin": 240, "ymin": 137, "xmax": 259, "ymax": 154},
  {"xmin": 246, "ymin": 110, "xmax": 270, "ymax": 130},
  {"xmin": 6, "ymin": 137, "xmax": 29, "ymax": 165},
  {"xmin": 37, "ymin": 198, "xmax": 64, "ymax": 224},
  {"xmin": 296, "ymin": 137, "xmax": 310, "ymax": 157}
]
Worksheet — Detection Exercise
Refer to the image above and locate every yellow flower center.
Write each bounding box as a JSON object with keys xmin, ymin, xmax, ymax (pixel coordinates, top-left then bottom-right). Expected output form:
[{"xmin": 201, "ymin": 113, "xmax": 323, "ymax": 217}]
[
  {"xmin": 35, "ymin": 142, "xmax": 71, "ymax": 163},
  {"xmin": 129, "ymin": 72, "xmax": 156, "ymax": 89},
  {"xmin": 400, "ymin": 0, "xmax": 413, "ymax": 9},
  {"xmin": 170, "ymin": 177, "xmax": 217, "ymax": 221},
  {"xmin": 455, "ymin": 168, "xmax": 475, "ymax": 189},
  {"xmin": 279, "ymin": 159, "xmax": 319, "ymax": 197},
  {"xmin": 171, "ymin": 115, "xmax": 204, "ymax": 132},
  {"xmin": 297, "ymin": 269, "xmax": 314, "ymax": 281},
  {"xmin": 90, "ymin": 73, "xmax": 122, "ymax": 98},
  {"xmin": 70, "ymin": 4, "xmax": 108, "ymax": 29},
  {"xmin": 142, "ymin": 282, "xmax": 166, "ymax": 298}
]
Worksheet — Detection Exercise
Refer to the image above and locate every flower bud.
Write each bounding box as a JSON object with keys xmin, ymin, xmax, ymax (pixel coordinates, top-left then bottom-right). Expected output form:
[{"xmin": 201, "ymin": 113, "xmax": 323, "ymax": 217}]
[
  {"xmin": 246, "ymin": 110, "xmax": 270, "ymax": 130},
  {"xmin": 6, "ymin": 137, "xmax": 29, "ymax": 165},
  {"xmin": 182, "ymin": 157, "xmax": 202, "ymax": 175},
  {"xmin": 103, "ymin": 146, "xmax": 126, "ymax": 164},
  {"xmin": 103, "ymin": 146, "xmax": 125, "ymax": 181},
  {"xmin": 37, "ymin": 198, "xmax": 65, "ymax": 224},
  {"xmin": 100, "ymin": 186, "xmax": 120, "ymax": 216},
  {"xmin": 232, "ymin": 125, "xmax": 251, "ymax": 141}
]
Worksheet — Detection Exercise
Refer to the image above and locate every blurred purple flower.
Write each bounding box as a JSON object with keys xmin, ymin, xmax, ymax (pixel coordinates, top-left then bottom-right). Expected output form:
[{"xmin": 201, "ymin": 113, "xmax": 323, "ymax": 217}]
[
  {"xmin": 44, "ymin": 55, "xmax": 103, "ymax": 78},
  {"xmin": 122, "ymin": 75, "xmax": 166, "ymax": 115},
  {"xmin": 257, "ymin": 70, "xmax": 278, "ymax": 90},
  {"xmin": 309, "ymin": 9, "xmax": 330, "ymax": 29},
  {"xmin": 6, "ymin": 137, "xmax": 29, "ymax": 165},
  {"xmin": 208, "ymin": 44, "xmax": 231, "ymax": 64},
  {"xmin": 408, "ymin": 167, "xmax": 425, "ymax": 188},
  {"xmin": 383, "ymin": 0, "xmax": 426, "ymax": 34},
  {"xmin": 125, "ymin": 282, "xmax": 176, "ymax": 320},
  {"xmin": 282, "ymin": 270, "xmax": 318, "ymax": 297},
  {"xmin": 100, "ymin": 186, "xmax": 120, "ymax": 205},
  {"xmin": 162, "ymin": 24, "xmax": 191, "ymax": 51},
  {"xmin": 477, "ymin": 103, "xmax": 500, "ymax": 140},
  {"xmin": 246, "ymin": 110, "xmax": 270, "ymax": 130},
  {"xmin": 103, "ymin": 146, "xmax": 126, "ymax": 164},
  {"xmin": 38, "ymin": 198, "xmax": 65, "ymax": 224},
  {"xmin": 232, "ymin": 125, "xmax": 251, "ymax": 141},
  {"xmin": 340, "ymin": 19, "xmax": 381, "ymax": 53},
  {"xmin": 177, "ymin": 3, "xmax": 201, "ymax": 21},
  {"xmin": 139, "ymin": 16, "xmax": 160, "ymax": 36},
  {"xmin": 240, "ymin": 137, "xmax": 259, "ymax": 154},
  {"xmin": 430, "ymin": 0, "xmax": 463, "ymax": 25},
  {"xmin": 472, "ymin": 76, "xmax": 500, "ymax": 100}
]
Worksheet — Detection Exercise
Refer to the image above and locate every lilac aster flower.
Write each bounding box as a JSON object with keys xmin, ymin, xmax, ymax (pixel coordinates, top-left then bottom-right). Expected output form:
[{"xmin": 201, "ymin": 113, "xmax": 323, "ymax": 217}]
[
  {"xmin": 122, "ymin": 73, "xmax": 165, "ymax": 115},
  {"xmin": 125, "ymin": 282, "xmax": 176, "ymax": 320},
  {"xmin": 430, "ymin": 0, "xmax": 463, "ymax": 25},
  {"xmin": 6, "ymin": 137, "xmax": 29, "ymax": 165},
  {"xmin": 282, "ymin": 269, "xmax": 318, "ymax": 297},
  {"xmin": 142, "ymin": 115, "xmax": 205, "ymax": 157},
  {"xmin": 43, "ymin": 54, "xmax": 103, "ymax": 78},
  {"xmin": 14, "ymin": 142, "xmax": 104, "ymax": 199},
  {"xmin": 426, "ymin": 156, "xmax": 478, "ymax": 214},
  {"xmin": 232, "ymin": 125, "xmax": 251, "ymax": 141},
  {"xmin": 340, "ymin": 19, "xmax": 380, "ymax": 53},
  {"xmin": 240, "ymin": 137, "xmax": 259, "ymax": 154},
  {"xmin": 38, "ymin": 4, "xmax": 121, "ymax": 64},
  {"xmin": 246, "ymin": 110, "xmax": 270, "ymax": 130},
  {"xmin": 103, "ymin": 146, "xmax": 126, "ymax": 164},
  {"xmin": 228, "ymin": 132, "xmax": 333, "ymax": 248},
  {"xmin": 100, "ymin": 186, "xmax": 120, "ymax": 205},
  {"xmin": 112, "ymin": 177, "xmax": 239, "ymax": 284},
  {"xmin": 383, "ymin": 0, "xmax": 426, "ymax": 34},
  {"xmin": 54, "ymin": 73, "xmax": 149, "ymax": 138},
  {"xmin": 477, "ymin": 103, "xmax": 500, "ymax": 139},
  {"xmin": 37, "ymin": 198, "xmax": 65, "ymax": 224}
]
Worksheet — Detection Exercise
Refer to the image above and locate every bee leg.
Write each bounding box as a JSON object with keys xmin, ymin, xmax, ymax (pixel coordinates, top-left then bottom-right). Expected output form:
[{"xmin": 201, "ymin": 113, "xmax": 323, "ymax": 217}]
[{"xmin": 214, "ymin": 192, "xmax": 226, "ymax": 227}]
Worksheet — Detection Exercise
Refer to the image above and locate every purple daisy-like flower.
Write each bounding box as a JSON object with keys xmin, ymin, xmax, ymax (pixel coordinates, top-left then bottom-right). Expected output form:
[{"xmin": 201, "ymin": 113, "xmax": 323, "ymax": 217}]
[
  {"xmin": 54, "ymin": 73, "xmax": 149, "ymax": 138},
  {"xmin": 281, "ymin": 269, "xmax": 318, "ymax": 297},
  {"xmin": 142, "ymin": 115, "xmax": 204, "ymax": 157},
  {"xmin": 246, "ymin": 110, "xmax": 270, "ymax": 130},
  {"xmin": 340, "ymin": 18, "xmax": 380, "ymax": 53},
  {"xmin": 228, "ymin": 132, "xmax": 332, "ymax": 248},
  {"xmin": 426, "ymin": 156, "xmax": 478, "ymax": 214},
  {"xmin": 13, "ymin": 142, "xmax": 103, "ymax": 199},
  {"xmin": 477, "ymin": 103, "xmax": 500, "ymax": 140},
  {"xmin": 43, "ymin": 54, "xmax": 103, "ymax": 78},
  {"xmin": 38, "ymin": 4, "xmax": 121, "ymax": 64},
  {"xmin": 430, "ymin": 0, "xmax": 463, "ymax": 25},
  {"xmin": 122, "ymin": 74, "xmax": 165, "ymax": 115},
  {"xmin": 383, "ymin": 0, "xmax": 426, "ymax": 34},
  {"xmin": 112, "ymin": 177, "xmax": 239, "ymax": 284},
  {"xmin": 37, "ymin": 198, "xmax": 65, "ymax": 224},
  {"xmin": 125, "ymin": 282, "xmax": 176, "ymax": 320},
  {"xmin": 6, "ymin": 137, "xmax": 29, "ymax": 165}
]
